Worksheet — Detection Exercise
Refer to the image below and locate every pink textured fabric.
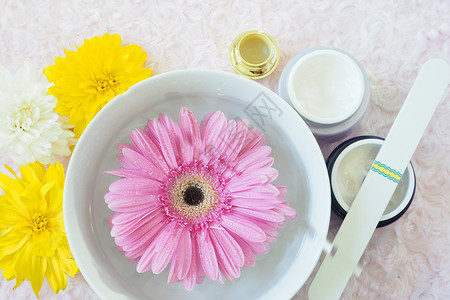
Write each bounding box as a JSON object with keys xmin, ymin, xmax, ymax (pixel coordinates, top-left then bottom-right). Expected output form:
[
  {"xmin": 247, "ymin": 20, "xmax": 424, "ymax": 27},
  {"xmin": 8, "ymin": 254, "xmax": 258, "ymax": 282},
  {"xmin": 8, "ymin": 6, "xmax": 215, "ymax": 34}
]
[{"xmin": 0, "ymin": 0, "xmax": 448, "ymax": 299}]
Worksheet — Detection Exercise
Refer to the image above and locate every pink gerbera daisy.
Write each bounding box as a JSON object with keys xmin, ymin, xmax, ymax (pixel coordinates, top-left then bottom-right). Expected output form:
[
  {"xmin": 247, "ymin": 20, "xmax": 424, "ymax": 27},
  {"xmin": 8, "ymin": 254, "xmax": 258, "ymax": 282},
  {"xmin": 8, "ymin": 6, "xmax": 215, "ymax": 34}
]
[{"xmin": 105, "ymin": 107, "xmax": 296, "ymax": 290}]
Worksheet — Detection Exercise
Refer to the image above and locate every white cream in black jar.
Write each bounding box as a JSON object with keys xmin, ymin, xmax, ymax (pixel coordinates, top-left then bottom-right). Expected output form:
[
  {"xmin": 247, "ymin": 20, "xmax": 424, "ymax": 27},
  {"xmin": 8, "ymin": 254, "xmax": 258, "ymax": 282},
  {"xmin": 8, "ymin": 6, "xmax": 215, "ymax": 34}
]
[{"xmin": 327, "ymin": 136, "xmax": 416, "ymax": 227}]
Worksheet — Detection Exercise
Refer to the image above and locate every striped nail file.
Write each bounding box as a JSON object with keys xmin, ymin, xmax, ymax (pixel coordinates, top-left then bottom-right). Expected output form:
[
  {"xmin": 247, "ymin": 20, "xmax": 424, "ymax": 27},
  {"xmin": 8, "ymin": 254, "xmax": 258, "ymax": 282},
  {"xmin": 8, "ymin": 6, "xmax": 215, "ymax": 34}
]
[{"xmin": 308, "ymin": 59, "xmax": 450, "ymax": 300}]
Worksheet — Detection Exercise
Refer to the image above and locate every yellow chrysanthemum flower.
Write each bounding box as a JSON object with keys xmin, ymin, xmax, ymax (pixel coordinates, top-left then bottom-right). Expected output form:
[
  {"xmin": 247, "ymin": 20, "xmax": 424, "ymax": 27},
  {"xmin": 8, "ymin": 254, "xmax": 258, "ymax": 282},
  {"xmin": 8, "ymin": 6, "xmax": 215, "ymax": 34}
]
[
  {"xmin": 44, "ymin": 33, "xmax": 153, "ymax": 138},
  {"xmin": 0, "ymin": 162, "xmax": 78, "ymax": 298}
]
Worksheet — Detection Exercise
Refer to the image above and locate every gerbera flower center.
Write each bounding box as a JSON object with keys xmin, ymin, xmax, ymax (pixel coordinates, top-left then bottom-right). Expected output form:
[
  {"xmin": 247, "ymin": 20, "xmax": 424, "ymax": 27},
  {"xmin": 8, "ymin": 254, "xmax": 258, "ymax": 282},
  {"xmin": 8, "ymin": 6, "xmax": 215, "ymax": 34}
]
[
  {"xmin": 31, "ymin": 212, "xmax": 48, "ymax": 232},
  {"xmin": 183, "ymin": 186, "xmax": 204, "ymax": 206},
  {"xmin": 10, "ymin": 105, "xmax": 38, "ymax": 132},
  {"xmin": 167, "ymin": 172, "xmax": 219, "ymax": 223}
]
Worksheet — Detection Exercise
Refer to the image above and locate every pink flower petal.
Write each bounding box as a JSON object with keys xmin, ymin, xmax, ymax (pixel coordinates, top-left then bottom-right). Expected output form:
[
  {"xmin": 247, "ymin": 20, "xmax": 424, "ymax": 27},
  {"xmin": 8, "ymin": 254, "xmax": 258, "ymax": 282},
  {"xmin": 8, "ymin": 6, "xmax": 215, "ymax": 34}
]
[
  {"xmin": 195, "ymin": 243, "xmax": 206, "ymax": 284},
  {"xmin": 107, "ymin": 199, "xmax": 159, "ymax": 213},
  {"xmin": 197, "ymin": 230, "xmax": 219, "ymax": 280},
  {"xmin": 245, "ymin": 240, "xmax": 270, "ymax": 255},
  {"xmin": 173, "ymin": 227, "xmax": 192, "ymax": 280},
  {"xmin": 118, "ymin": 143, "xmax": 137, "ymax": 152},
  {"xmin": 108, "ymin": 177, "xmax": 161, "ymax": 195},
  {"xmin": 159, "ymin": 113, "xmax": 182, "ymax": 165},
  {"xmin": 227, "ymin": 183, "xmax": 280, "ymax": 198},
  {"xmin": 208, "ymin": 120, "xmax": 236, "ymax": 162},
  {"xmin": 233, "ymin": 206, "xmax": 286, "ymax": 223},
  {"xmin": 240, "ymin": 167, "xmax": 278, "ymax": 182},
  {"xmin": 136, "ymin": 240, "xmax": 157, "ymax": 273},
  {"xmin": 274, "ymin": 184, "xmax": 288, "ymax": 199},
  {"xmin": 234, "ymin": 145, "xmax": 272, "ymax": 171},
  {"xmin": 117, "ymin": 153, "xmax": 136, "ymax": 170},
  {"xmin": 227, "ymin": 172, "xmax": 270, "ymax": 190},
  {"xmin": 266, "ymin": 236, "xmax": 276, "ymax": 243},
  {"xmin": 250, "ymin": 218, "xmax": 280, "ymax": 238},
  {"xmin": 275, "ymin": 202, "xmax": 297, "ymax": 220},
  {"xmin": 181, "ymin": 234, "xmax": 199, "ymax": 290},
  {"xmin": 104, "ymin": 192, "xmax": 157, "ymax": 205},
  {"xmin": 115, "ymin": 216, "xmax": 162, "ymax": 248},
  {"xmin": 238, "ymin": 126, "xmax": 265, "ymax": 156},
  {"xmin": 200, "ymin": 111, "xmax": 228, "ymax": 163},
  {"xmin": 179, "ymin": 111, "xmax": 194, "ymax": 163},
  {"xmin": 151, "ymin": 221, "xmax": 183, "ymax": 274},
  {"xmin": 122, "ymin": 148, "xmax": 165, "ymax": 180},
  {"xmin": 106, "ymin": 193, "xmax": 159, "ymax": 214},
  {"xmin": 106, "ymin": 168, "xmax": 156, "ymax": 179},
  {"xmin": 179, "ymin": 107, "xmax": 202, "ymax": 163},
  {"xmin": 110, "ymin": 209, "xmax": 156, "ymax": 237},
  {"xmin": 105, "ymin": 192, "xmax": 160, "ymax": 213},
  {"xmin": 220, "ymin": 214, "xmax": 266, "ymax": 243},
  {"xmin": 168, "ymin": 263, "xmax": 178, "ymax": 285},
  {"xmin": 120, "ymin": 211, "xmax": 169, "ymax": 252},
  {"xmin": 227, "ymin": 233, "xmax": 256, "ymax": 267},
  {"xmin": 221, "ymin": 120, "xmax": 247, "ymax": 162},
  {"xmin": 211, "ymin": 227, "xmax": 244, "ymax": 267},
  {"xmin": 136, "ymin": 220, "xmax": 178, "ymax": 273},
  {"xmin": 125, "ymin": 242, "xmax": 152, "ymax": 261},
  {"xmin": 110, "ymin": 210, "xmax": 149, "ymax": 225},
  {"xmin": 199, "ymin": 112, "xmax": 214, "ymax": 135},
  {"xmin": 147, "ymin": 119, "xmax": 178, "ymax": 169},
  {"xmin": 209, "ymin": 228, "xmax": 240, "ymax": 280},
  {"xmin": 217, "ymin": 274, "xmax": 224, "ymax": 284},
  {"xmin": 125, "ymin": 236, "xmax": 161, "ymax": 261},
  {"xmin": 222, "ymin": 231, "xmax": 269, "ymax": 256},
  {"xmin": 130, "ymin": 128, "xmax": 169, "ymax": 173},
  {"xmin": 230, "ymin": 197, "xmax": 278, "ymax": 209}
]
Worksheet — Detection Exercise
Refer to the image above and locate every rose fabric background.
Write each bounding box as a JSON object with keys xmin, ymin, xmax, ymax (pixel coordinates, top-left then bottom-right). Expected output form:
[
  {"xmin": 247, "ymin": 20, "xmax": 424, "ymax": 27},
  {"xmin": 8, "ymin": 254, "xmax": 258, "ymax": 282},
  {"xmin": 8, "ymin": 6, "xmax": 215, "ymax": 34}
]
[{"xmin": 0, "ymin": 0, "xmax": 449, "ymax": 299}]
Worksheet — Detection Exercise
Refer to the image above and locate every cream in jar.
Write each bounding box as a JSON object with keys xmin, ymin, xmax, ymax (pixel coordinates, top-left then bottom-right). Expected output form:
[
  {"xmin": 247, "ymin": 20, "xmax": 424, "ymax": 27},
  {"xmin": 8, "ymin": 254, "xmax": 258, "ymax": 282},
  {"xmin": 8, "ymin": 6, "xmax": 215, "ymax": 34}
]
[
  {"xmin": 278, "ymin": 47, "xmax": 370, "ymax": 141},
  {"xmin": 327, "ymin": 136, "xmax": 416, "ymax": 227},
  {"xmin": 288, "ymin": 49, "xmax": 364, "ymax": 124}
]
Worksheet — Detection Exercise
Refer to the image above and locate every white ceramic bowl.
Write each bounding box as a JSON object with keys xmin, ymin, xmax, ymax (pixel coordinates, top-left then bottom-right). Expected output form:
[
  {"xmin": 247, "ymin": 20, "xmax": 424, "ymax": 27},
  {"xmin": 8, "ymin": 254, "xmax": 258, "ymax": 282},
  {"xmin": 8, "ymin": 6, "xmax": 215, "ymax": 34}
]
[{"xmin": 64, "ymin": 70, "xmax": 330, "ymax": 300}]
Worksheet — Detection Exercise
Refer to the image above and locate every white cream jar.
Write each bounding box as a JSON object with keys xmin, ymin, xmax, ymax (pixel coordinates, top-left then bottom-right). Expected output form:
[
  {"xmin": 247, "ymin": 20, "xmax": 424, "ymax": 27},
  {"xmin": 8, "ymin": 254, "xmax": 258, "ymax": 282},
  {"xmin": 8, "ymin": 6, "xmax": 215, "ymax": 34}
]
[{"xmin": 278, "ymin": 47, "xmax": 370, "ymax": 141}]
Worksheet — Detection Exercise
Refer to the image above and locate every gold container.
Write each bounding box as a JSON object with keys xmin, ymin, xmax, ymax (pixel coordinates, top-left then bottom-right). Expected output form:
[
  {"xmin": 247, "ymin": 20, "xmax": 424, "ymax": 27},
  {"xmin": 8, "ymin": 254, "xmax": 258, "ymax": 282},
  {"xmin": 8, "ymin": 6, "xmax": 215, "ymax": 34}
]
[{"xmin": 229, "ymin": 30, "xmax": 280, "ymax": 80}]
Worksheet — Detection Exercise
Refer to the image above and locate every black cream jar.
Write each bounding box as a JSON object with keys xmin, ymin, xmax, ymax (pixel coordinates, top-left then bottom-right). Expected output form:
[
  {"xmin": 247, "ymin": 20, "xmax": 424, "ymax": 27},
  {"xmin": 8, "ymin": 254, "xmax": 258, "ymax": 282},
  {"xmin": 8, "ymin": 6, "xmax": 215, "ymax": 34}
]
[{"xmin": 327, "ymin": 136, "xmax": 416, "ymax": 227}]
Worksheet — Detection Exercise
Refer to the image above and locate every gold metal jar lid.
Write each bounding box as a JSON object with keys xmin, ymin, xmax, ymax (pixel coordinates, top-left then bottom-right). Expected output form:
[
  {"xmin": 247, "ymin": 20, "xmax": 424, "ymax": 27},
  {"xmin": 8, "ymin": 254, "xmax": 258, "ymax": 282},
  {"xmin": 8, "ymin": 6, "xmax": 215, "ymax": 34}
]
[{"xmin": 229, "ymin": 30, "xmax": 280, "ymax": 80}]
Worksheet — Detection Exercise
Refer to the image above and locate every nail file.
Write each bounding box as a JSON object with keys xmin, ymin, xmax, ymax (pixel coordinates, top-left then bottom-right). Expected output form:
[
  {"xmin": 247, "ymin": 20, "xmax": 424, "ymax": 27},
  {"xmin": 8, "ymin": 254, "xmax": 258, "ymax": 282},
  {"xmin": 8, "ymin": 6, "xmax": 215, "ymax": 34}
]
[{"xmin": 308, "ymin": 59, "xmax": 450, "ymax": 300}]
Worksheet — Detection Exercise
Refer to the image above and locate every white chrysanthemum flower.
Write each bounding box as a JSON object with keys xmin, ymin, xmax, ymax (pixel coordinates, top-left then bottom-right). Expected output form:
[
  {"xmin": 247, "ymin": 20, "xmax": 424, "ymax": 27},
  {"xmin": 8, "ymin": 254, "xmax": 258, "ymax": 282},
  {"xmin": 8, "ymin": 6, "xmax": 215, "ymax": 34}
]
[{"xmin": 0, "ymin": 60, "xmax": 76, "ymax": 165}]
